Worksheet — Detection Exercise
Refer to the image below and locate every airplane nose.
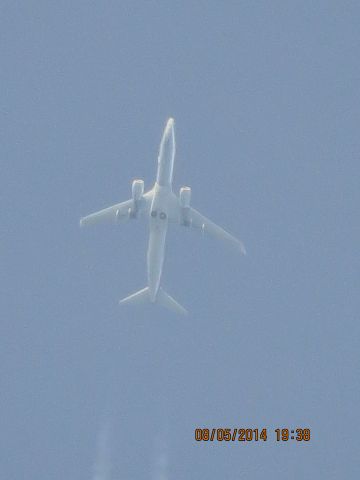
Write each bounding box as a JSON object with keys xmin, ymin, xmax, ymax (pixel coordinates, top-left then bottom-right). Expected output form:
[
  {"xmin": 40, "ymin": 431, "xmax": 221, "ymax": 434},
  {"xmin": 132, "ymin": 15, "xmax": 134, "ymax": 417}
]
[
  {"xmin": 161, "ymin": 118, "xmax": 175, "ymax": 146},
  {"xmin": 166, "ymin": 117, "xmax": 175, "ymax": 130},
  {"xmin": 157, "ymin": 118, "xmax": 176, "ymax": 184}
]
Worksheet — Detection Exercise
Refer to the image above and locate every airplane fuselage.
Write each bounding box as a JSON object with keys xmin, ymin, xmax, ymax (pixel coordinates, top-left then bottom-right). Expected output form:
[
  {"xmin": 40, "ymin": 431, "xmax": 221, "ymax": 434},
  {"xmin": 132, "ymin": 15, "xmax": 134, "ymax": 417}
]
[{"xmin": 147, "ymin": 118, "xmax": 175, "ymax": 302}]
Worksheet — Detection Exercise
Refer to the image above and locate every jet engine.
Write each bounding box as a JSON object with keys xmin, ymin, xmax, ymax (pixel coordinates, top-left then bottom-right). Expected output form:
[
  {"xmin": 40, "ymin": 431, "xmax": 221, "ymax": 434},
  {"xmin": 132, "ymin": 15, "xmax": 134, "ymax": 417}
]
[
  {"xmin": 179, "ymin": 186, "xmax": 191, "ymax": 208},
  {"xmin": 132, "ymin": 179, "xmax": 144, "ymax": 201},
  {"xmin": 128, "ymin": 179, "xmax": 144, "ymax": 218},
  {"xmin": 179, "ymin": 186, "xmax": 191, "ymax": 226}
]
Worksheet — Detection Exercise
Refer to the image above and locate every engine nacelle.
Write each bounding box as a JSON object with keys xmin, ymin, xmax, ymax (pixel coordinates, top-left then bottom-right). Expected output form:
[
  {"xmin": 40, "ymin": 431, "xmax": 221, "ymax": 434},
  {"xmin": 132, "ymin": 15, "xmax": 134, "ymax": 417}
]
[
  {"xmin": 179, "ymin": 186, "xmax": 191, "ymax": 226},
  {"xmin": 132, "ymin": 179, "xmax": 144, "ymax": 201},
  {"xmin": 179, "ymin": 186, "xmax": 191, "ymax": 208}
]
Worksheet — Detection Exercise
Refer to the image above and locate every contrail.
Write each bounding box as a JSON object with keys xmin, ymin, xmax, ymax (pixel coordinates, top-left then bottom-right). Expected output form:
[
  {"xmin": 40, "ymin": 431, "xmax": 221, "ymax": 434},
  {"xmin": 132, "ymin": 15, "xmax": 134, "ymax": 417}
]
[
  {"xmin": 151, "ymin": 434, "xmax": 169, "ymax": 480},
  {"xmin": 152, "ymin": 451, "xmax": 168, "ymax": 480},
  {"xmin": 92, "ymin": 421, "xmax": 111, "ymax": 480}
]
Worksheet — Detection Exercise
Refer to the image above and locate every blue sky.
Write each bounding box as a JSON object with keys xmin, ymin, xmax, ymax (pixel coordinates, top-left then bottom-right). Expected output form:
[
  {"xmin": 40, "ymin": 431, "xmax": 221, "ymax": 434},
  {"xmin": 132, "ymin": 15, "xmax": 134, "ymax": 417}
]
[{"xmin": 1, "ymin": 1, "xmax": 359, "ymax": 479}]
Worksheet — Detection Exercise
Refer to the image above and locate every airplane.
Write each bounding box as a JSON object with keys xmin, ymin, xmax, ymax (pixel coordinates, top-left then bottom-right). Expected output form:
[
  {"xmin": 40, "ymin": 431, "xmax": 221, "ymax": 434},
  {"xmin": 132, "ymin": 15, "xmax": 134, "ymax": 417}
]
[{"xmin": 80, "ymin": 118, "xmax": 246, "ymax": 314}]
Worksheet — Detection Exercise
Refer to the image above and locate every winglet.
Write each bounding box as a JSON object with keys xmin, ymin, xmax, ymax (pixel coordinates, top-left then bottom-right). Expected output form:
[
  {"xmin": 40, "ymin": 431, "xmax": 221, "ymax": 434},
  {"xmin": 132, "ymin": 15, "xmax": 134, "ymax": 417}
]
[{"xmin": 238, "ymin": 241, "xmax": 246, "ymax": 256}]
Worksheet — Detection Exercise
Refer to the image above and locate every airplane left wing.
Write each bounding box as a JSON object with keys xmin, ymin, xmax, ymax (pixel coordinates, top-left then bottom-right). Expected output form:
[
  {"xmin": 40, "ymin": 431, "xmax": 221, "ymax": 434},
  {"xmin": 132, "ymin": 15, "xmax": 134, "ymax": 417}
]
[{"xmin": 176, "ymin": 205, "xmax": 246, "ymax": 255}]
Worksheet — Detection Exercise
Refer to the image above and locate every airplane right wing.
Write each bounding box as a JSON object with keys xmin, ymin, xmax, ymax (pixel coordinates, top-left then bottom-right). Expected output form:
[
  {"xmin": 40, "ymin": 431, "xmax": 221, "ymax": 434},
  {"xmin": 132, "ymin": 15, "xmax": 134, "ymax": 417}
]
[{"xmin": 80, "ymin": 192, "xmax": 153, "ymax": 227}]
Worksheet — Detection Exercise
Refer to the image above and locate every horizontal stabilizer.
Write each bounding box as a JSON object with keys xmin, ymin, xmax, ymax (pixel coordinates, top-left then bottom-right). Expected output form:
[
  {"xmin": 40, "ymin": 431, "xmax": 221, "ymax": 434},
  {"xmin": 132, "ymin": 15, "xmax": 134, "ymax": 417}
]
[
  {"xmin": 119, "ymin": 287, "xmax": 149, "ymax": 306},
  {"xmin": 157, "ymin": 287, "xmax": 188, "ymax": 315},
  {"xmin": 119, "ymin": 286, "xmax": 187, "ymax": 315}
]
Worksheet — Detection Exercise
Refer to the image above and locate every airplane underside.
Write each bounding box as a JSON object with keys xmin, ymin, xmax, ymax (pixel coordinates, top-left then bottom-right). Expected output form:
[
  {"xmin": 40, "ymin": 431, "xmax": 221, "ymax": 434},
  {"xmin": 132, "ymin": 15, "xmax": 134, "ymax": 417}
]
[{"xmin": 80, "ymin": 118, "xmax": 246, "ymax": 314}]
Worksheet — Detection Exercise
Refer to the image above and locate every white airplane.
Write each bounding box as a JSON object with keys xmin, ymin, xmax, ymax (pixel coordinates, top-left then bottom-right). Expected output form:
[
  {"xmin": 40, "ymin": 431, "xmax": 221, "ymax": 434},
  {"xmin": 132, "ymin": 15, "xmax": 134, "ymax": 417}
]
[{"xmin": 80, "ymin": 118, "xmax": 246, "ymax": 314}]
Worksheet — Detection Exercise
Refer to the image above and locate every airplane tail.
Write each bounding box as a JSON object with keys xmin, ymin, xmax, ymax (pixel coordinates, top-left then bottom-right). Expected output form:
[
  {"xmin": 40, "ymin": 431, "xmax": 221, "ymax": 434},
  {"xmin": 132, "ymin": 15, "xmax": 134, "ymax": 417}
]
[
  {"xmin": 157, "ymin": 287, "xmax": 188, "ymax": 315},
  {"xmin": 119, "ymin": 286, "xmax": 187, "ymax": 315}
]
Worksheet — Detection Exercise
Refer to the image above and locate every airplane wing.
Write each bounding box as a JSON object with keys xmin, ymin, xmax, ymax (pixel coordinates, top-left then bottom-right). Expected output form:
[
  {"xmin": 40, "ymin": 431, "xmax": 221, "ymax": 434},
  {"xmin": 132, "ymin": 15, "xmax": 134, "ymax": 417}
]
[
  {"xmin": 181, "ymin": 206, "xmax": 246, "ymax": 255},
  {"xmin": 80, "ymin": 192, "xmax": 153, "ymax": 227}
]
